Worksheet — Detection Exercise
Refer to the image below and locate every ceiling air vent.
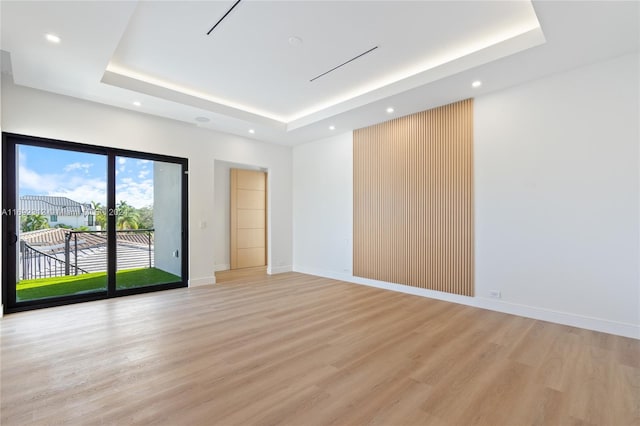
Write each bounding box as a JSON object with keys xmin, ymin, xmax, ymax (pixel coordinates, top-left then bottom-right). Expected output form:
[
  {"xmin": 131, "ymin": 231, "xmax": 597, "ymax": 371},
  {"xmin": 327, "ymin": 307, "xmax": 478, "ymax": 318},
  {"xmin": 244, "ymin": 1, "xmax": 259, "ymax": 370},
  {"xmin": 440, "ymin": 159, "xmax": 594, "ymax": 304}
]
[
  {"xmin": 310, "ymin": 46, "xmax": 379, "ymax": 82},
  {"xmin": 207, "ymin": 0, "xmax": 242, "ymax": 35}
]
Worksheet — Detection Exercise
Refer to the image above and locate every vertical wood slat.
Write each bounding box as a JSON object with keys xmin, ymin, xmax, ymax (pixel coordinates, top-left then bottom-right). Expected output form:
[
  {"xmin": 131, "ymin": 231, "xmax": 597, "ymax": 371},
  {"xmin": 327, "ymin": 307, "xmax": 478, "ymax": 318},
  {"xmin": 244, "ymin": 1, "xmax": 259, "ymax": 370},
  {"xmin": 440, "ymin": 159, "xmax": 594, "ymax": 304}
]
[{"xmin": 353, "ymin": 99, "xmax": 474, "ymax": 296}]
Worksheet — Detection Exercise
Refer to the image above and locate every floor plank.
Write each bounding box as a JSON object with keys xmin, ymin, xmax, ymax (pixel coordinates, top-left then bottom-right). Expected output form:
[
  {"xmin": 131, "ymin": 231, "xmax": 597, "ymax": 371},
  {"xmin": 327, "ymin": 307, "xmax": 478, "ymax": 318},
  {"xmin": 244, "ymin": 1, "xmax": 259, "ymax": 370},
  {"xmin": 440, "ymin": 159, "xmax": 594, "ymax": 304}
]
[{"xmin": 1, "ymin": 272, "xmax": 638, "ymax": 425}]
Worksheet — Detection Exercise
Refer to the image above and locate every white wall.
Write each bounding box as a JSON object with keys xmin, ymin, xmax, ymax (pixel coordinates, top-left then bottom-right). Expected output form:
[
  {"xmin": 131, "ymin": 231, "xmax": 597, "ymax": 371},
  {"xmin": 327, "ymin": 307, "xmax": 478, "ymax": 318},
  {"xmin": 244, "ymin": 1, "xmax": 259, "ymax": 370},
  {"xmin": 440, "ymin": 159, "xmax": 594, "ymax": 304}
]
[
  {"xmin": 474, "ymin": 52, "xmax": 639, "ymax": 329},
  {"xmin": 213, "ymin": 161, "xmax": 231, "ymax": 271},
  {"xmin": 293, "ymin": 132, "xmax": 353, "ymax": 274},
  {"xmin": 1, "ymin": 81, "xmax": 293, "ymax": 287},
  {"xmin": 293, "ymin": 52, "xmax": 639, "ymax": 338},
  {"xmin": 49, "ymin": 215, "xmax": 84, "ymax": 229},
  {"xmin": 0, "ymin": 74, "xmax": 3, "ymax": 316},
  {"xmin": 153, "ymin": 161, "xmax": 182, "ymax": 277}
]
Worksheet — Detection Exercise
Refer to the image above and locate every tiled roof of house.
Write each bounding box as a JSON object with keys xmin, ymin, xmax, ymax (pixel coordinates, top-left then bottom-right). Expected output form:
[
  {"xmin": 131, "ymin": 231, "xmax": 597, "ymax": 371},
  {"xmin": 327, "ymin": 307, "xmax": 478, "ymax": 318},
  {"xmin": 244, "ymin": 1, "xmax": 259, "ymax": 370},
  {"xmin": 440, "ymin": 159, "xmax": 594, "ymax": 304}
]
[
  {"xmin": 20, "ymin": 195, "xmax": 95, "ymax": 216},
  {"xmin": 21, "ymin": 228, "xmax": 154, "ymax": 254}
]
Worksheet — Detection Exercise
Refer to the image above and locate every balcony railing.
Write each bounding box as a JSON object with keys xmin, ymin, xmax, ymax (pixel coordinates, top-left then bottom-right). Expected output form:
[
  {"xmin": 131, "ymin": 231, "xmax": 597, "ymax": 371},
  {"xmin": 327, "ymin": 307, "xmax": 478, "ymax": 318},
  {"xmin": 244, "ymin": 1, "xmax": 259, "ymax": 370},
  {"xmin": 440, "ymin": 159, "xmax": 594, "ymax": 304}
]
[
  {"xmin": 20, "ymin": 229, "xmax": 155, "ymax": 280},
  {"xmin": 20, "ymin": 241, "xmax": 88, "ymax": 280}
]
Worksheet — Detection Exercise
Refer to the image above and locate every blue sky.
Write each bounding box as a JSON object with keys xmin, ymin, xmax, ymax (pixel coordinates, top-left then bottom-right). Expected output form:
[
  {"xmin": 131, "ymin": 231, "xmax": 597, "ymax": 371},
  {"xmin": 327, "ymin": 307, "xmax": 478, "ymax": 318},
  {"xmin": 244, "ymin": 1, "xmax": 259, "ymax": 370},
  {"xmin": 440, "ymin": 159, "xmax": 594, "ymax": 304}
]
[{"xmin": 18, "ymin": 145, "xmax": 154, "ymax": 208}]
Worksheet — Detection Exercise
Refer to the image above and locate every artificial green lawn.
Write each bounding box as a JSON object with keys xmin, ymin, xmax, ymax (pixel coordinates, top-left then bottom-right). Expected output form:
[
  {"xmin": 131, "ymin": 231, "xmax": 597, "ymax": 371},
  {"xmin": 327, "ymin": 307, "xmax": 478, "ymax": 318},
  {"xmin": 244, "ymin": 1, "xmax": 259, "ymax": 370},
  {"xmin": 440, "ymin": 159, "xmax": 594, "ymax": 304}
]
[{"xmin": 17, "ymin": 267, "xmax": 181, "ymax": 301}]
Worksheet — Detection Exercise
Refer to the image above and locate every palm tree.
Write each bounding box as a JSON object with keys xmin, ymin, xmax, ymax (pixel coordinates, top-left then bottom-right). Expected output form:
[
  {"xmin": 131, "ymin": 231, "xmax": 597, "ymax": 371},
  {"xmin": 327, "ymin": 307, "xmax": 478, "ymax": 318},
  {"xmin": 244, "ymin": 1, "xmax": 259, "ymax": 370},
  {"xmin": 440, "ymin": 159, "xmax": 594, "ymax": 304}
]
[
  {"xmin": 137, "ymin": 206, "xmax": 154, "ymax": 230},
  {"xmin": 116, "ymin": 200, "xmax": 139, "ymax": 230},
  {"xmin": 91, "ymin": 200, "xmax": 107, "ymax": 229},
  {"xmin": 22, "ymin": 214, "xmax": 49, "ymax": 232}
]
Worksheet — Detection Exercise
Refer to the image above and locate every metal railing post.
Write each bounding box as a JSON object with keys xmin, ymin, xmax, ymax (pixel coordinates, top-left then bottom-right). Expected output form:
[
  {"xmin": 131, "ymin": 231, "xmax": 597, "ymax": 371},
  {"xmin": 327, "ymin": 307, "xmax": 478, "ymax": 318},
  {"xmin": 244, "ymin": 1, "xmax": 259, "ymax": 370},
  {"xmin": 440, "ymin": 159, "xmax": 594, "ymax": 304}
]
[
  {"xmin": 74, "ymin": 233, "xmax": 78, "ymax": 275},
  {"xmin": 20, "ymin": 240, "xmax": 25, "ymax": 280},
  {"xmin": 65, "ymin": 233, "xmax": 70, "ymax": 276}
]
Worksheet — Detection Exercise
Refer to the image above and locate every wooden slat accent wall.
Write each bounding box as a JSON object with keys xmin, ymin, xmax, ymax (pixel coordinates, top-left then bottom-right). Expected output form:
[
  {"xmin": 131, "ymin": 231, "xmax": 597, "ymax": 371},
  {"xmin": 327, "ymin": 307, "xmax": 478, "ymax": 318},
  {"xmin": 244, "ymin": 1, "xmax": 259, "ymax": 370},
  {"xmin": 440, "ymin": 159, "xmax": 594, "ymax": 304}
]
[{"xmin": 353, "ymin": 99, "xmax": 474, "ymax": 296}]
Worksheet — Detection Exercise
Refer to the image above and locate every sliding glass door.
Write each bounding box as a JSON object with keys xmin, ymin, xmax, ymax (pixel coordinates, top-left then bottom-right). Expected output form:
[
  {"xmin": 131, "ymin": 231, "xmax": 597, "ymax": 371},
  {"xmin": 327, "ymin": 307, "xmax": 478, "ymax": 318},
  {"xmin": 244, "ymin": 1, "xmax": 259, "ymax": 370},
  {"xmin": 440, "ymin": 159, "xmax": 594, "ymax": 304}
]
[
  {"xmin": 114, "ymin": 156, "xmax": 183, "ymax": 291},
  {"xmin": 13, "ymin": 144, "xmax": 108, "ymax": 302},
  {"xmin": 2, "ymin": 133, "xmax": 188, "ymax": 312}
]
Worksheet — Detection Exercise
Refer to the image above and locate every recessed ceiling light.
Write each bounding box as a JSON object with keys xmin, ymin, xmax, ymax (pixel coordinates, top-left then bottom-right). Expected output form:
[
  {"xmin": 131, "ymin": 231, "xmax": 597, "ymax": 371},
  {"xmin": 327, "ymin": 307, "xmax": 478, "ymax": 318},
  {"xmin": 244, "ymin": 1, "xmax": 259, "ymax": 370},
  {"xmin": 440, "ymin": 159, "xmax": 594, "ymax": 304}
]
[
  {"xmin": 248, "ymin": 129, "xmax": 255, "ymax": 134},
  {"xmin": 329, "ymin": 125, "xmax": 335, "ymax": 130},
  {"xmin": 288, "ymin": 36, "xmax": 303, "ymax": 47},
  {"xmin": 132, "ymin": 101, "xmax": 141, "ymax": 107},
  {"xmin": 45, "ymin": 33, "xmax": 61, "ymax": 44},
  {"xmin": 472, "ymin": 80, "xmax": 482, "ymax": 88},
  {"xmin": 386, "ymin": 107, "xmax": 395, "ymax": 114},
  {"xmin": 195, "ymin": 116, "xmax": 210, "ymax": 123}
]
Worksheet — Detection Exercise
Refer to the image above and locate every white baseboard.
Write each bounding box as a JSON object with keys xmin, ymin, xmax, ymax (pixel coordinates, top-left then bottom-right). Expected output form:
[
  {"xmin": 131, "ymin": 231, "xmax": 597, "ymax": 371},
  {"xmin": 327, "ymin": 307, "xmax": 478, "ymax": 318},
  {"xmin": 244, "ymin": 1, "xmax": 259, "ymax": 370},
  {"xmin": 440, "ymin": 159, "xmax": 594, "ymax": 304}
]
[
  {"xmin": 293, "ymin": 266, "xmax": 639, "ymax": 340},
  {"xmin": 214, "ymin": 264, "xmax": 230, "ymax": 272},
  {"xmin": 475, "ymin": 297, "xmax": 639, "ymax": 340},
  {"xmin": 267, "ymin": 265, "xmax": 293, "ymax": 275},
  {"xmin": 189, "ymin": 276, "xmax": 216, "ymax": 287}
]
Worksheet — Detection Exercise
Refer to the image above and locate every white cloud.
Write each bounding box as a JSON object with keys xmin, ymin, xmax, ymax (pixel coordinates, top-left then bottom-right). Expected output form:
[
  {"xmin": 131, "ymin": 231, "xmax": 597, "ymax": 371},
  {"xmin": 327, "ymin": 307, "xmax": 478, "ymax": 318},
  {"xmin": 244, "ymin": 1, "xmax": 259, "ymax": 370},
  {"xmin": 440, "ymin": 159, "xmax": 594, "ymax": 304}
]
[
  {"xmin": 50, "ymin": 179, "xmax": 107, "ymax": 205},
  {"xmin": 117, "ymin": 178, "xmax": 154, "ymax": 208},
  {"xmin": 18, "ymin": 153, "xmax": 154, "ymax": 208},
  {"xmin": 19, "ymin": 154, "xmax": 58, "ymax": 193},
  {"xmin": 63, "ymin": 162, "xmax": 93, "ymax": 173},
  {"xmin": 118, "ymin": 158, "xmax": 127, "ymax": 173},
  {"xmin": 19, "ymin": 154, "xmax": 106, "ymax": 204}
]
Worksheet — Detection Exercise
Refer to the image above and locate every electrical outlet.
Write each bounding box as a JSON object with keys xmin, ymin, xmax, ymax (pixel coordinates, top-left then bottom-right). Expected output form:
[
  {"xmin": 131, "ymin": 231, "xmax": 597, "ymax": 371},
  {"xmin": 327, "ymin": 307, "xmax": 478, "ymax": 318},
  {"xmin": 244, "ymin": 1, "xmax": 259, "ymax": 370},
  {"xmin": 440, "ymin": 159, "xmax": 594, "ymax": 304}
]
[{"xmin": 489, "ymin": 290, "xmax": 501, "ymax": 299}]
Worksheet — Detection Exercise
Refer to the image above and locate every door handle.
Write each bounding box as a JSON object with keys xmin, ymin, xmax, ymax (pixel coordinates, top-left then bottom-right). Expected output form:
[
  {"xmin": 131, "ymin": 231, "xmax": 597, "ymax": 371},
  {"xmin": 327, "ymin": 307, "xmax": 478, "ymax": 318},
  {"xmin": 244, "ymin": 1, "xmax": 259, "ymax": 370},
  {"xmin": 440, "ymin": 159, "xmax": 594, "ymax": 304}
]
[{"xmin": 8, "ymin": 232, "xmax": 18, "ymax": 246}]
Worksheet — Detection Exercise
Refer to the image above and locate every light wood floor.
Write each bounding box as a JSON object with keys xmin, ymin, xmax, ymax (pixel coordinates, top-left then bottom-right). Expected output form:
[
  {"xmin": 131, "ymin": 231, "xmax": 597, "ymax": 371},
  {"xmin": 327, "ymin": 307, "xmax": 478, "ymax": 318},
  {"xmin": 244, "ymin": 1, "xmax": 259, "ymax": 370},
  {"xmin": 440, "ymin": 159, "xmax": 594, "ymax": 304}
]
[
  {"xmin": 1, "ymin": 272, "xmax": 638, "ymax": 425},
  {"xmin": 215, "ymin": 265, "xmax": 268, "ymax": 283}
]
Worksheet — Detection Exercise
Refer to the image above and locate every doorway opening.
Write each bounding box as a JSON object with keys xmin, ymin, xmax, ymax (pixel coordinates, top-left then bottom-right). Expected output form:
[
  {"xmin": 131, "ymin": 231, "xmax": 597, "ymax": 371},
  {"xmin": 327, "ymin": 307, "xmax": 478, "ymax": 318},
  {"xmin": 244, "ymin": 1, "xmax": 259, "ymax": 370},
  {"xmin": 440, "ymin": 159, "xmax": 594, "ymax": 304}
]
[{"xmin": 213, "ymin": 160, "xmax": 268, "ymax": 277}]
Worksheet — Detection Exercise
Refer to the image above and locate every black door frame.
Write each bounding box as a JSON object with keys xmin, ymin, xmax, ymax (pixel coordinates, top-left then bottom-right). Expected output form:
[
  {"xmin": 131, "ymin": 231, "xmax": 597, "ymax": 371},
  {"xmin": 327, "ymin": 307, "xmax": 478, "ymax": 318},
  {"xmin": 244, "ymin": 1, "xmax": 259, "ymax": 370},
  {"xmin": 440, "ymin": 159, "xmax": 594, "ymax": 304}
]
[{"xmin": 2, "ymin": 132, "xmax": 189, "ymax": 313}]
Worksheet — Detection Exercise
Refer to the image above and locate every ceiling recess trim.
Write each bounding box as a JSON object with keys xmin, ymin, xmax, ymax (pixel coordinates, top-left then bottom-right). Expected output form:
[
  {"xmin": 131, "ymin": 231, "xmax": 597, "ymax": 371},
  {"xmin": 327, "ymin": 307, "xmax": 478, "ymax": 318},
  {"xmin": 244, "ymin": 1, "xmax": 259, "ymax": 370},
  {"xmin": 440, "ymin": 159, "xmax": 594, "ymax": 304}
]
[
  {"xmin": 103, "ymin": 22, "xmax": 545, "ymax": 132},
  {"xmin": 287, "ymin": 26, "xmax": 546, "ymax": 131},
  {"xmin": 101, "ymin": 69, "xmax": 286, "ymax": 129}
]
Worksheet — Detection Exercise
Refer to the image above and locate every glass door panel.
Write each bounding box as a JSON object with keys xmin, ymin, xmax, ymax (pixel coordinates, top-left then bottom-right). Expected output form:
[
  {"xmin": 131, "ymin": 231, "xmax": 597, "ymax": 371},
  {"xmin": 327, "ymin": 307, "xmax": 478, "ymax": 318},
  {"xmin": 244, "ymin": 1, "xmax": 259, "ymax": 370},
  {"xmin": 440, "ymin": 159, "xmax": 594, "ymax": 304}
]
[
  {"xmin": 115, "ymin": 156, "xmax": 183, "ymax": 290},
  {"xmin": 3, "ymin": 133, "xmax": 187, "ymax": 313},
  {"xmin": 16, "ymin": 144, "xmax": 108, "ymax": 301}
]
